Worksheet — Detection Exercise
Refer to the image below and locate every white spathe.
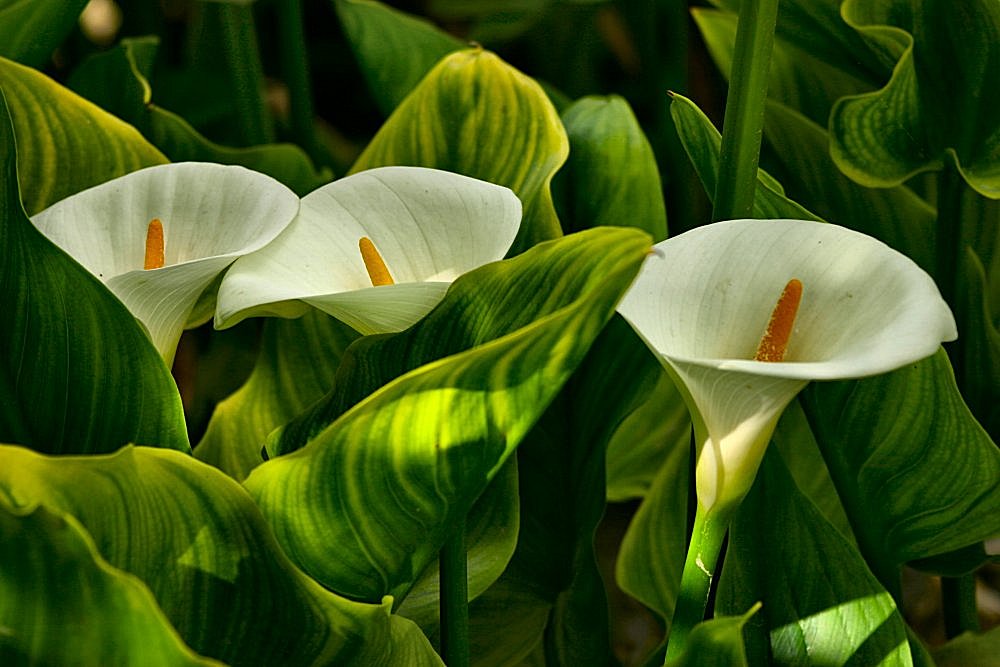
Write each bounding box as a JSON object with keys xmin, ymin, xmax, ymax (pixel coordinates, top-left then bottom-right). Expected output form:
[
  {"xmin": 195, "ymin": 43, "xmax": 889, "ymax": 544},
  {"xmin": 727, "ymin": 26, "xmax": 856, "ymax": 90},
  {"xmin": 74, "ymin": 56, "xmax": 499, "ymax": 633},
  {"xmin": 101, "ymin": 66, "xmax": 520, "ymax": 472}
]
[
  {"xmin": 618, "ymin": 218, "xmax": 957, "ymax": 515},
  {"xmin": 214, "ymin": 166, "xmax": 523, "ymax": 335},
  {"xmin": 31, "ymin": 162, "xmax": 299, "ymax": 365}
]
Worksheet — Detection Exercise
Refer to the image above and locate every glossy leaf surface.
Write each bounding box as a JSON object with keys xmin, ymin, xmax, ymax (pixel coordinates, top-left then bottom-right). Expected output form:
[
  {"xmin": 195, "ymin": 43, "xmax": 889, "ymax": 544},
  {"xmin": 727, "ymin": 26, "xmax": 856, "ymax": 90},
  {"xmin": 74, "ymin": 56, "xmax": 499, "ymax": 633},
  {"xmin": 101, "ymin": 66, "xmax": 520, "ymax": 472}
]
[{"xmin": 0, "ymin": 445, "xmax": 442, "ymax": 666}]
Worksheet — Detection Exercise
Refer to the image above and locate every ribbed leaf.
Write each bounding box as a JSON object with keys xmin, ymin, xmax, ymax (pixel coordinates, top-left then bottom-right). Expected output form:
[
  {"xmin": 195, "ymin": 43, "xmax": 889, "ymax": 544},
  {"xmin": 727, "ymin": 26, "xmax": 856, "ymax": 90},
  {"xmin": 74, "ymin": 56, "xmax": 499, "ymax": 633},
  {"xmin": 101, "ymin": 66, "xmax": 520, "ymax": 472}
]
[
  {"xmin": 802, "ymin": 350, "xmax": 1000, "ymax": 571},
  {"xmin": 0, "ymin": 56, "xmax": 166, "ymax": 215},
  {"xmin": 0, "ymin": 88, "xmax": 188, "ymax": 455},
  {"xmin": 831, "ymin": 0, "xmax": 1000, "ymax": 197},
  {"xmin": 0, "ymin": 445, "xmax": 442, "ymax": 666},
  {"xmin": 0, "ymin": 0, "xmax": 89, "ymax": 68},
  {"xmin": 958, "ymin": 248, "xmax": 1000, "ymax": 439},
  {"xmin": 554, "ymin": 95, "xmax": 667, "ymax": 240},
  {"xmin": 668, "ymin": 92, "xmax": 820, "ymax": 220},
  {"xmin": 67, "ymin": 37, "xmax": 328, "ymax": 196},
  {"xmin": 351, "ymin": 48, "xmax": 568, "ymax": 254},
  {"xmin": 717, "ymin": 449, "xmax": 913, "ymax": 666},
  {"xmin": 0, "ymin": 501, "xmax": 218, "ymax": 666},
  {"xmin": 334, "ymin": 0, "xmax": 464, "ymax": 116},
  {"xmin": 244, "ymin": 227, "xmax": 651, "ymax": 605}
]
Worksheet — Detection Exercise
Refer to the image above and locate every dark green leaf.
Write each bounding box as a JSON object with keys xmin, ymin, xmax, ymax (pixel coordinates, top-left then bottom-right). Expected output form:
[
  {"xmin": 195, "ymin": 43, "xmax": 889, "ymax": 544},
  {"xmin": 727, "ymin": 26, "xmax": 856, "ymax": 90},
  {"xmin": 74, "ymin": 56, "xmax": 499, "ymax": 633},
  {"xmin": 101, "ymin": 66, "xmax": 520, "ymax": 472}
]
[
  {"xmin": 932, "ymin": 627, "xmax": 1000, "ymax": 667},
  {"xmin": 0, "ymin": 0, "xmax": 89, "ymax": 68},
  {"xmin": 717, "ymin": 449, "xmax": 913, "ymax": 666},
  {"xmin": 334, "ymin": 0, "xmax": 465, "ymax": 116},
  {"xmin": 555, "ymin": 95, "xmax": 667, "ymax": 240},
  {"xmin": 664, "ymin": 605, "xmax": 759, "ymax": 667},
  {"xmin": 0, "ymin": 86, "xmax": 188, "ymax": 455}
]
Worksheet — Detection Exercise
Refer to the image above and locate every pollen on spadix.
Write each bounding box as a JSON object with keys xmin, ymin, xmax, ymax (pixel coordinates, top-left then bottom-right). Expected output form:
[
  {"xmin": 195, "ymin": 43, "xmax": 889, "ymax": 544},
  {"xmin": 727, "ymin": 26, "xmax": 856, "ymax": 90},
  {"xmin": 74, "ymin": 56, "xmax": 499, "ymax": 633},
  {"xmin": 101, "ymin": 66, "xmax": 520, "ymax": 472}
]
[
  {"xmin": 754, "ymin": 278, "xmax": 802, "ymax": 362},
  {"xmin": 144, "ymin": 218, "xmax": 164, "ymax": 270},
  {"xmin": 359, "ymin": 237, "xmax": 394, "ymax": 286}
]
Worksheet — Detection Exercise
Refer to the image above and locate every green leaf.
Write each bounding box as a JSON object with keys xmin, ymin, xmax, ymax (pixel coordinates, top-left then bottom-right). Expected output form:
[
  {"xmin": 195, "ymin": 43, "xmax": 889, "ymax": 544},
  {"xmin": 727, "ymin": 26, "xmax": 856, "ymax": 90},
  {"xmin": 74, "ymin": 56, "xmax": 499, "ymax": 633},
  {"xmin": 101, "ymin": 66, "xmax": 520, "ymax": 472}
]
[
  {"xmin": 0, "ymin": 501, "xmax": 218, "ymax": 665},
  {"xmin": 668, "ymin": 92, "xmax": 820, "ymax": 221},
  {"xmin": 605, "ymin": 368, "xmax": 689, "ymax": 503},
  {"xmin": 351, "ymin": 48, "xmax": 569, "ymax": 254},
  {"xmin": 802, "ymin": 350, "xmax": 1000, "ymax": 576},
  {"xmin": 958, "ymin": 248, "xmax": 1000, "ymax": 439},
  {"xmin": 244, "ymin": 227, "xmax": 651, "ymax": 605},
  {"xmin": 554, "ymin": 95, "xmax": 667, "ymax": 240},
  {"xmin": 615, "ymin": 427, "xmax": 689, "ymax": 633},
  {"xmin": 195, "ymin": 311, "xmax": 359, "ymax": 480},
  {"xmin": 693, "ymin": 3, "xmax": 879, "ymax": 127},
  {"xmin": 334, "ymin": 0, "xmax": 465, "ymax": 116},
  {"xmin": 664, "ymin": 605, "xmax": 759, "ymax": 667},
  {"xmin": 932, "ymin": 627, "xmax": 1000, "ymax": 667},
  {"xmin": 0, "ymin": 445, "xmax": 442, "ymax": 666},
  {"xmin": 831, "ymin": 0, "xmax": 1000, "ymax": 197},
  {"xmin": 482, "ymin": 316, "xmax": 662, "ymax": 665},
  {"xmin": 760, "ymin": 101, "xmax": 935, "ymax": 273},
  {"xmin": 0, "ymin": 56, "xmax": 166, "ymax": 215},
  {"xmin": 0, "ymin": 0, "xmax": 89, "ymax": 68},
  {"xmin": 67, "ymin": 37, "xmax": 328, "ymax": 196},
  {"xmin": 717, "ymin": 449, "xmax": 914, "ymax": 666},
  {"xmin": 0, "ymin": 87, "xmax": 188, "ymax": 455}
]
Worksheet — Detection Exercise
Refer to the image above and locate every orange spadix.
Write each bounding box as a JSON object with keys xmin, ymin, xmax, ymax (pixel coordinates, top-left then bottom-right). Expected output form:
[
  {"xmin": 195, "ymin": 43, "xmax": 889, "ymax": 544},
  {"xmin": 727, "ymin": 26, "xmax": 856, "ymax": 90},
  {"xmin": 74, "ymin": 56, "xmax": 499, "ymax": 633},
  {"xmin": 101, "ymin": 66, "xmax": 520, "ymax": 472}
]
[
  {"xmin": 359, "ymin": 237, "xmax": 394, "ymax": 286},
  {"xmin": 144, "ymin": 218, "xmax": 164, "ymax": 270},
  {"xmin": 754, "ymin": 278, "xmax": 802, "ymax": 362}
]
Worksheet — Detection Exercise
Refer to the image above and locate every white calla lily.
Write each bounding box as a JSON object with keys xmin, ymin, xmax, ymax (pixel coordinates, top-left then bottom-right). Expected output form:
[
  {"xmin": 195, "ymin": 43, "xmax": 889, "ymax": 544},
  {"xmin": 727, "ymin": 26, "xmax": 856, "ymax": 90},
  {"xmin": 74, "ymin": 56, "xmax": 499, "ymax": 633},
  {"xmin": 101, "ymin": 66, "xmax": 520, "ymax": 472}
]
[
  {"xmin": 214, "ymin": 166, "xmax": 522, "ymax": 335},
  {"xmin": 30, "ymin": 163, "xmax": 299, "ymax": 364},
  {"xmin": 618, "ymin": 218, "xmax": 957, "ymax": 518}
]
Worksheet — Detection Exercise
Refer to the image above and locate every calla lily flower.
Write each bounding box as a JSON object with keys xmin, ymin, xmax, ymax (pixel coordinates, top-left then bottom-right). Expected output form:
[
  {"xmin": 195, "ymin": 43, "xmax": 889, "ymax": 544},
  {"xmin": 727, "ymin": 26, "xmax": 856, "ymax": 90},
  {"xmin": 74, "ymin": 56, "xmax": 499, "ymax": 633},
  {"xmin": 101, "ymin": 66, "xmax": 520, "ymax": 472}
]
[
  {"xmin": 213, "ymin": 166, "xmax": 522, "ymax": 335},
  {"xmin": 31, "ymin": 163, "xmax": 299, "ymax": 364},
  {"xmin": 617, "ymin": 218, "xmax": 957, "ymax": 518}
]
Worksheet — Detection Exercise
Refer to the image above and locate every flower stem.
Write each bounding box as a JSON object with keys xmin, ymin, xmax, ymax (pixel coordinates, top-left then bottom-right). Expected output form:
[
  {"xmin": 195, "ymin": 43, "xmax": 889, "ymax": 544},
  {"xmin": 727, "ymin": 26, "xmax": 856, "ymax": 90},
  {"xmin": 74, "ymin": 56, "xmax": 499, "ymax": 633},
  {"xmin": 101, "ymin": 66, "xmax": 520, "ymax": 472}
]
[
  {"xmin": 440, "ymin": 516, "xmax": 469, "ymax": 667},
  {"xmin": 712, "ymin": 0, "xmax": 780, "ymax": 221},
  {"xmin": 942, "ymin": 575, "xmax": 980, "ymax": 638},
  {"xmin": 277, "ymin": 0, "xmax": 322, "ymax": 165},
  {"xmin": 664, "ymin": 505, "xmax": 729, "ymax": 663}
]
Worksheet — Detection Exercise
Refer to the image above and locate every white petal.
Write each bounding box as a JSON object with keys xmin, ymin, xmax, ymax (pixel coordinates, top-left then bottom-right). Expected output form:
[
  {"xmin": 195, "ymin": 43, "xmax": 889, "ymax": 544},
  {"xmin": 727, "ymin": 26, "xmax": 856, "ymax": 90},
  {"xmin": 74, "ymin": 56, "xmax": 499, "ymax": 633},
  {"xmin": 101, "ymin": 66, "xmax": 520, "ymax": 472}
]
[
  {"xmin": 31, "ymin": 162, "xmax": 299, "ymax": 363},
  {"xmin": 215, "ymin": 166, "xmax": 522, "ymax": 332},
  {"xmin": 618, "ymin": 219, "xmax": 956, "ymax": 379}
]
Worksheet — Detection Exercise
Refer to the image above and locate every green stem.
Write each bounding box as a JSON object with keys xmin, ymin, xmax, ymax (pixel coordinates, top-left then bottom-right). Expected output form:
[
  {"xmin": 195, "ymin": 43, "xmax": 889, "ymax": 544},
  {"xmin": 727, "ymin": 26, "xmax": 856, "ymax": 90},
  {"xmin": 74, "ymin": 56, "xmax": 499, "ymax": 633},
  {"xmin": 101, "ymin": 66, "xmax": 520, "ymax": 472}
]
[
  {"xmin": 217, "ymin": 2, "xmax": 274, "ymax": 146},
  {"xmin": 664, "ymin": 505, "xmax": 730, "ymax": 664},
  {"xmin": 712, "ymin": 0, "xmax": 780, "ymax": 221},
  {"xmin": 277, "ymin": 0, "xmax": 322, "ymax": 164},
  {"xmin": 942, "ymin": 574, "xmax": 980, "ymax": 638},
  {"xmin": 439, "ymin": 517, "xmax": 469, "ymax": 667}
]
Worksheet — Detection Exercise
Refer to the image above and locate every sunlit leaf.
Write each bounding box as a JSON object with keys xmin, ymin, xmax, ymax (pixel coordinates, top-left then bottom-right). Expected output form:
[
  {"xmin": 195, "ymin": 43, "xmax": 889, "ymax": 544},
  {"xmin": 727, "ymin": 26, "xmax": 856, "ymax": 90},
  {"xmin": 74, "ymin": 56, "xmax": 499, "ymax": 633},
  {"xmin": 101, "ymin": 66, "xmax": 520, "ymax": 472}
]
[
  {"xmin": 334, "ymin": 0, "xmax": 464, "ymax": 116},
  {"xmin": 67, "ymin": 36, "xmax": 328, "ymax": 196},
  {"xmin": 0, "ymin": 445, "xmax": 442, "ymax": 666},
  {"xmin": 0, "ymin": 56, "xmax": 166, "ymax": 215},
  {"xmin": 554, "ymin": 95, "xmax": 667, "ymax": 240},
  {"xmin": 717, "ymin": 449, "xmax": 913, "ymax": 666},
  {"xmin": 0, "ymin": 501, "xmax": 218, "ymax": 666},
  {"xmin": 351, "ymin": 48, "xmax": 568, "ymax": 254},
  {"xmin": 244, "ymin": 228, "xmax": 651, "ymax": 605},
  {"xmin": 831, "ymin": 0, "xmax": 1000, "ymax": 197},
  {"xmin": 0, "ymin": 87, "xmax": 188, "ymax": 455}
]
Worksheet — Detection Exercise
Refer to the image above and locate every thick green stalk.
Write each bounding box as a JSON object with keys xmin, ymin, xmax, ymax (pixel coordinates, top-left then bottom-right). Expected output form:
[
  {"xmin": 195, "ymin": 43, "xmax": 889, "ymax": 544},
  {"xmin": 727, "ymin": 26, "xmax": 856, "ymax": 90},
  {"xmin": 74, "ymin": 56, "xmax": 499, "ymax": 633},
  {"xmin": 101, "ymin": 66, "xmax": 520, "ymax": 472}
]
[
  {"xmin": 663, "ymin": 505, "xmax": 729, "ymax": 664},
  {"xmin": 712, "ymin": 0, "xmax": 780, "ymax": 221},
  {"xmin": 277, "ymin": 0, "xmax": 322, "ymax": 164},
  {"xmin": 216, "ymin": 2, "xmax": 274, "ymax": 146},
  {"xmin": 439, "ymin": 517, "xmax": 469, "ymax": 667},
  {"xmin": 942, "ymin": 574, "xmax": 980, "ymax": 638}
]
